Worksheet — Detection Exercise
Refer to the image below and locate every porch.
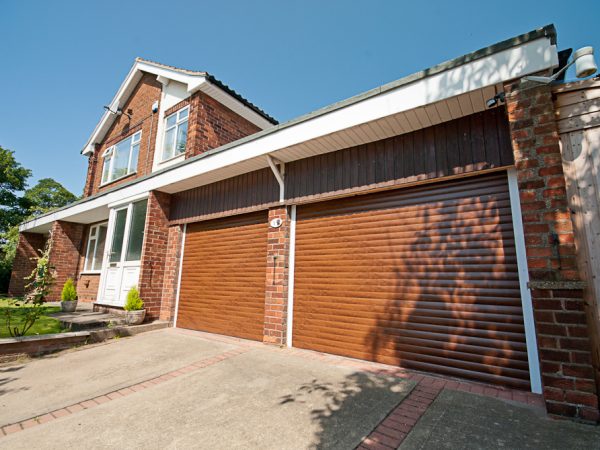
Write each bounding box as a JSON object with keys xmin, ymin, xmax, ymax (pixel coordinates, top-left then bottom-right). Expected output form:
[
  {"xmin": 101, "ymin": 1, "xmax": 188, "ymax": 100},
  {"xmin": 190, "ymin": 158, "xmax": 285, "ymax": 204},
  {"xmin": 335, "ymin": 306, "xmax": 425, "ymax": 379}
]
[{"xmin": 8, "ymin": 192, "xmax": 176, "ymax": 323}]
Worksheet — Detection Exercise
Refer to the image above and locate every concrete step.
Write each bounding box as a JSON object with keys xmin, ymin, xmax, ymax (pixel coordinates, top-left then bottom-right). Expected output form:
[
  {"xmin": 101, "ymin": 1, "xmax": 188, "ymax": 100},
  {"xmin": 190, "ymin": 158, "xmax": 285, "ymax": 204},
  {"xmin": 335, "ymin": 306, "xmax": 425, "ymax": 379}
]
[{"xmin": 51, "ymin": 311, "xmax": 127, "ymax": 331}]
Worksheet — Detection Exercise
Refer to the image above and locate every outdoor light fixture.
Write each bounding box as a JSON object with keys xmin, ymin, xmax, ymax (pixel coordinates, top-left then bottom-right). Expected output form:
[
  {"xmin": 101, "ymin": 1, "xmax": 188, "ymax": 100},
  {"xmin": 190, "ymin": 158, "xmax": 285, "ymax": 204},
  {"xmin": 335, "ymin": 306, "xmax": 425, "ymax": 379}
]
[
  {"xmin": 524, "ymin": 46, "xmax": 597, "ymax": 84},
  {"xmin": 486, "ymin": 92, "xmax": 505, "ymax": 108},
  {"xmin": 103, "ymin": 105, "xmax": 132, "ymax": 119}
]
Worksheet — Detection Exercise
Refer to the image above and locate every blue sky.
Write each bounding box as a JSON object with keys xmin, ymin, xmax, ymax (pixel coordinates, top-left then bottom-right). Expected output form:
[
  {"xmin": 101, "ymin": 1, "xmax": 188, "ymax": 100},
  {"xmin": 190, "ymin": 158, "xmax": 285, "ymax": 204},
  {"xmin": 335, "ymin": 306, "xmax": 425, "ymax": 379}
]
[{"xmin": 1, "ymin": 1, "xmax": 599, "ymax": 195}]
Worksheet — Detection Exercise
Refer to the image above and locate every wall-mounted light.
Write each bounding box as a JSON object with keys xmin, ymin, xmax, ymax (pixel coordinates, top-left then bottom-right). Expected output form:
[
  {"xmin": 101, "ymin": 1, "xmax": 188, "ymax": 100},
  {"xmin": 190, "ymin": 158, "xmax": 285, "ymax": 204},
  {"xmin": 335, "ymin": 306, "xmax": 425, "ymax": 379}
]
[
  {"xmin": 524, "ymin": 46, "xmax": 597, "ymax": 84},
  {"xmin": 486, "ymin": 92, "xmax": 505, "ymax": 108},
  {"xmin": 103, "ymin": 105, "xmax": 132, "ymax": 119}
]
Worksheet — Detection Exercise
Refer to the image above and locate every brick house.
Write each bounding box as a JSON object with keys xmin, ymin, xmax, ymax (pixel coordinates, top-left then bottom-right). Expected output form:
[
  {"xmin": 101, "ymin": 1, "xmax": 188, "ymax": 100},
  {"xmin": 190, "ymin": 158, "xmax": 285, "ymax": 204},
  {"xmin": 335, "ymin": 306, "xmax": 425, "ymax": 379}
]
[{"xmin": 9, "ymin": 25, "xmax": 599, "ymax": 421}]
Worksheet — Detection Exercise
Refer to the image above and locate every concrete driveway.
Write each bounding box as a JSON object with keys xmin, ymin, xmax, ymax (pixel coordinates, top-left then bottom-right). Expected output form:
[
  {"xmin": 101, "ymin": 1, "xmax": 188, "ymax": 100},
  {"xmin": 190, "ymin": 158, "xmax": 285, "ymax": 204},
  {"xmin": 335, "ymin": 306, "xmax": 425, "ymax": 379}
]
[
  {"xmin": 2, "ymin": 328, "xmax": 599, "ymax": 450},
  {"xmin": 0, "ymin": 329, "xmax": 414, "ymax": 449}
]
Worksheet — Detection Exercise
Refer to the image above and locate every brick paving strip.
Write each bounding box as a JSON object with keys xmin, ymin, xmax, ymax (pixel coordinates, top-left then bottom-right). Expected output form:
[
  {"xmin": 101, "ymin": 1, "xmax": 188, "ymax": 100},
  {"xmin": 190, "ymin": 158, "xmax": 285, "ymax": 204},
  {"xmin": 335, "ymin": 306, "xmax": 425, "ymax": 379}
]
[
  {"xmin": 357, "ymin": 382, "xmax": 443, "ymax": 450},
  {"xmin": 0, "ymin": 346, "xmax": 249, "ymax": 438}
]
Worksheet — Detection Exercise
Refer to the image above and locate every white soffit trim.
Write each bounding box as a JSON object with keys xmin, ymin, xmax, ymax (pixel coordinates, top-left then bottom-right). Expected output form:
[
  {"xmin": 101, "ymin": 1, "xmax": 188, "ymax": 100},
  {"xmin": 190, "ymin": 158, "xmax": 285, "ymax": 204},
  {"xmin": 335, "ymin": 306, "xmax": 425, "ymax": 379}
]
[
  {"xmin": 81, "ymin": 60, "xmax": 272, "ymax": 155},
  {"xmin": 23, "ymin": 36, "xmax": 557, "ymax": 233}
]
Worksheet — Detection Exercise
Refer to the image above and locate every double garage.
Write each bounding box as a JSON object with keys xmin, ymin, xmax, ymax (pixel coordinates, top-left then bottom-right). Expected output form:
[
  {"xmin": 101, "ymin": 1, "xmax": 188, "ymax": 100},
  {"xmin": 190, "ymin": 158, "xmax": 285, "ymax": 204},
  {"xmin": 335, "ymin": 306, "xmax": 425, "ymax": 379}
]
[{"xmin": 175, "ymin": 171, "xmax": 531, "ymax": 390}]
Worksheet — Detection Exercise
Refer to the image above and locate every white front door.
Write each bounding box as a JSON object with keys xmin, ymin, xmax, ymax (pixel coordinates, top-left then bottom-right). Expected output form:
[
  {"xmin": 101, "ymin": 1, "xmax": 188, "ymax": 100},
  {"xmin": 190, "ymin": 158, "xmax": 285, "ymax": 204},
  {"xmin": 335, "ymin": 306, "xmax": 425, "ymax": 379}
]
[{"xmin": 99, "ymin": 199, "xmax": 148, "ymax": 307}]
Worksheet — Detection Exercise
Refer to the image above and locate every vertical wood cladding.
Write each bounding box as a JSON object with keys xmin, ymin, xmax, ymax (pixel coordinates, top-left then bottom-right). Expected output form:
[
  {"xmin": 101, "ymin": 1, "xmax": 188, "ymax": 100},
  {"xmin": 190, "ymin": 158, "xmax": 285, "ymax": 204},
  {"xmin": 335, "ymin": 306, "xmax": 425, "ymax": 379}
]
[
  {"xmin": 169, "ymin": 108, "xmax": 513, "ymax": 223},
  {"xmin": 170, "ymin": 168, "xmax": 279, "ymax": 223},
  {"xmin": 285, "ymin": 107, "xmax": 513, "ymax": 200}
]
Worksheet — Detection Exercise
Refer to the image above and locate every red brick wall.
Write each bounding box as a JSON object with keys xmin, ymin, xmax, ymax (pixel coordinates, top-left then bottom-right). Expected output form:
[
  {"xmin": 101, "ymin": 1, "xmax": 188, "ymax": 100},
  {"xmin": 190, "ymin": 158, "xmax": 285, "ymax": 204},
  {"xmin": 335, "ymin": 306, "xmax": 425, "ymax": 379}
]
[
  {"xmin": 187, "ymin": 91, "xmax": 261, "ymax": 158},
  {"xmin": 138, "ymin": 191, "xmax": 171, "ymax": 321},
  {"xmin": 77, "ymin": 274, "xmax": 100, "ymax": 303},
  {"xmin": 73, "ymin": 222, "xmax": 104, "ymax": 302},
  {"xmin": 263, "ymin": 207, "xmax": 290, "ymax": 345},
  {"xmin": 84, "ymin": 72, "xmax": 162, "ymax": 197},
  {"xmin": 159, "ymin": 224, "xmax": 183, "ymax": 322},
  {"xmin": 48, "ymin": 221, "xmax": 85, "ymax": 301},
  {"xmin": 505, "ymin": 78, "xmax": 598, "ymax": 421},
  {"xmin": 8, "ymin": 232, "xmax": 47, "ymax": 297},
  {"xmin": 82, "ymin": 73, "xmax": 263, "ymax": 198}
]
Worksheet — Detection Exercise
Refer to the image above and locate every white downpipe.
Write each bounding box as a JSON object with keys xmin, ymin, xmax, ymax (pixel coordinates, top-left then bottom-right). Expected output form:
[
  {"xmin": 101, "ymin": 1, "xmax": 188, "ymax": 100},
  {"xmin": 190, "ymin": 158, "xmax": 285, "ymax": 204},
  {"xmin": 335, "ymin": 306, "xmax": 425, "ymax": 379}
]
[
  {"xmin": 286, "ymin": 205, "xmax": 297, "ymax": 348},
  {"xmin": 507, "ymin": 168, "xmax": 542, "ymax": 394},
  {"xmin": 267, "ymin": 154, "xmax": 285, "ymax": 203},
  {"xmin": 173, "ymin": 223, "xmax": 187, "ymax": 328}
]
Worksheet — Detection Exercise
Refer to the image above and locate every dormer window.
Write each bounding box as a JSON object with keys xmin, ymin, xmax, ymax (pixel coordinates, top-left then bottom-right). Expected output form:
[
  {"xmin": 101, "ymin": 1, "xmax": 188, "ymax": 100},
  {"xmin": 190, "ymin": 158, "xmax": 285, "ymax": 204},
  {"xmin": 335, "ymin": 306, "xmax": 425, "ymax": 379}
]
[
  {"xmin": 161, "ymin": 106, "xmax": 189, "ymax": 162},
  {"xmin": 101, "ymin": 131, "xmax": 141, "ymax": 185}
]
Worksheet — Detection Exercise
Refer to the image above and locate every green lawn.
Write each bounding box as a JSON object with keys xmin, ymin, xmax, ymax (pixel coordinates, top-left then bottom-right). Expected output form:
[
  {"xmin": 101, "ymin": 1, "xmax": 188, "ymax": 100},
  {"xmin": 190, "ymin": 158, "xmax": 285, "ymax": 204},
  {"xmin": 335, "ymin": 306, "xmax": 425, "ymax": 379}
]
[{"xmin": 0, "ymin": 297, "xmax": 63, "ymax": 338}]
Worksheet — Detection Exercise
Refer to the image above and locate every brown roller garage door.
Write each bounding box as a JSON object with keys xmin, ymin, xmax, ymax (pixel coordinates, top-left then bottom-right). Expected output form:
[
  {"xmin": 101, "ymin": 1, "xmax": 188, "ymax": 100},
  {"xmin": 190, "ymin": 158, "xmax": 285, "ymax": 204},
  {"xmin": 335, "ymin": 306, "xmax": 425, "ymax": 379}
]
[
  {"xmin": 293, "ymin": 172, "xmax": 530, "ymax": 389},
  {"xmin": 177, "ymin": 211, "xmax": 267, "ymax": 341}
]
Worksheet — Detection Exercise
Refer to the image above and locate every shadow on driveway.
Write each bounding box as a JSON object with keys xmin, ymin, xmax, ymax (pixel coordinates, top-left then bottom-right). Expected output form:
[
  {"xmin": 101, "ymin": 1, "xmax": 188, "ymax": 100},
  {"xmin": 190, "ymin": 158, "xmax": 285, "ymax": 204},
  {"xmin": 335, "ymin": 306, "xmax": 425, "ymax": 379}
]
[{"xmin": 280, "ymin": 371, "xmax": 411, "ymax": 450}]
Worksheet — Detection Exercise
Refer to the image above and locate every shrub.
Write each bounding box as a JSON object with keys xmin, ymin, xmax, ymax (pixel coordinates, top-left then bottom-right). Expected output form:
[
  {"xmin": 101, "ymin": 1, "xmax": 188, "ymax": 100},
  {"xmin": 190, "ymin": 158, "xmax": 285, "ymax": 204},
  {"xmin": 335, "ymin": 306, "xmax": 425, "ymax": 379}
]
[
  {"xmin": 3, "ymin": 239, "xmax": 55, "ymax": 337},
  {"xmin": 124, "ymin": 287, "xmax": 144, "ymax": 311},
  {"xmin": 61, "ymin": 278, "xmax": 77, "ymax": 302}
]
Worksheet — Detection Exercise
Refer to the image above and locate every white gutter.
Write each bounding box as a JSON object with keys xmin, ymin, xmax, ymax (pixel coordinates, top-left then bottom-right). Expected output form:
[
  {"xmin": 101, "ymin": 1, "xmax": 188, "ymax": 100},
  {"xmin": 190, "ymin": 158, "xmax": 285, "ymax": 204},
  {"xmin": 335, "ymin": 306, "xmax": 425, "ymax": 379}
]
[{"xmin": 21, "ymin": 35, "xmax": 558, "ymax": 233}]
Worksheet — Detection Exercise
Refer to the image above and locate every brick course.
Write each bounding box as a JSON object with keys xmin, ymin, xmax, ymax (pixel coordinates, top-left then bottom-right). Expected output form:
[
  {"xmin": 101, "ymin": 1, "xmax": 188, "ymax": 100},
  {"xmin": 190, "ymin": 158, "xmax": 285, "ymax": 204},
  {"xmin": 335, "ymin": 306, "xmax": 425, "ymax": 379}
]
[
  {"xmin": 505, "ymin": 78, "xmax": 599, "ymax": 421},
  {"xmin": 8, "ymin": 233, "xmax": 47, "ymax": 297},
  {"xmin": 138, "ymin": 191, "xmax": 171, "ymax": 321},
  {"xmin": 186, "ymin": 91, "xmax": 261, "ymax": 158},
  {"xmin": 47, "ymin": 221, "xmax": 85, "ymax": 301},
  {"xmin": 263, "ymin": 207, "xmax": 290, "ymax": 345},
  {"xmin": 159, "ymin": 224, "xmax": 183, "ymax": 322},
  {"xmin": 84, "ymin": 72, "xmax": 162, "ymax": 197},
  {"xmin": 82, "ymin": 76, "xmax": 262, "ymax": 199},
  {"xmin": 77, "ymin": 274, "xmax": 100, "ymax": 303}
]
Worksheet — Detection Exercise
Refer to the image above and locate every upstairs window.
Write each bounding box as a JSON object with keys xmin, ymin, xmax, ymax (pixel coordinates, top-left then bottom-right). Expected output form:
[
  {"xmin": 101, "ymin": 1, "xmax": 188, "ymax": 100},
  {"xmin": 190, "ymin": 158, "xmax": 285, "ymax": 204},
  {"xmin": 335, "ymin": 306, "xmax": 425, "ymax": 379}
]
[
  {"xmin": 101, "ymin": 131, "xmax": 141, "ymax": 184},
  {"xmin": 161, "ymin": 106, "xmax": 189, "ymax": 162}
]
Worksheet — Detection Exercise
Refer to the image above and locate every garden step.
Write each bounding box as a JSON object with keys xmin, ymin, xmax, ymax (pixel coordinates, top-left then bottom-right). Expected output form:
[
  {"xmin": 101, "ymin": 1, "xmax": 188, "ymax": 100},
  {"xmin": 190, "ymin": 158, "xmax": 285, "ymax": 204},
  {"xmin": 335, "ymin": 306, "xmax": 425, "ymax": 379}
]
[{"xmin": 52, "ymin": 312, "xmax": 128, "ymax": 331}]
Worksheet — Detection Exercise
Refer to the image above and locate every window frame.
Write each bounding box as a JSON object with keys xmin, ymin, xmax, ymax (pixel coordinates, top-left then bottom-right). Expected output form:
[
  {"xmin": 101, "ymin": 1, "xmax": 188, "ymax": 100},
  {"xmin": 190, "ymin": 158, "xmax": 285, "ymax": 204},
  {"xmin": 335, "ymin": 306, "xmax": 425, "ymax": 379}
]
[
  {"xmin": 101, "ymin": 131, "xmax": 142, "ymax": 185},
  {"xmin": 83, "ymin": 222, "xmax": 108, "ymax": 274},
  {"xmin": 160, "ymin": 106, "xmax": 189, "ymax": 163}
]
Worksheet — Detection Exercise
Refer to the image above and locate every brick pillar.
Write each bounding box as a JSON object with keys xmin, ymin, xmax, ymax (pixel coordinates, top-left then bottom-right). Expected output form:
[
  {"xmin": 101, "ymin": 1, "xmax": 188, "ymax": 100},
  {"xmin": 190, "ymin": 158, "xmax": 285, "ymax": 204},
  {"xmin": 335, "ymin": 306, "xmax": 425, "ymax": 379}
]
[
  {"xmin": 159, "ymin": 224, "xmax": 184, "ymax": 322},
  {"xmin": 8, "ymin": 232, "xmax": 47, "ymax": 297},
  {"xmin": 48, "ymin": 221, "xmax": 85, "ymax": 301},
  {"xmin": 505, "ymin": 78, "xmax": 599, "ymax": 422},
  {"xmin": 138, "ymin": 191, "xmax": 171, "ymax": 321},
  {"xmin": 263, "ymin": 207, "xmax": 290, "ymax": 345}
]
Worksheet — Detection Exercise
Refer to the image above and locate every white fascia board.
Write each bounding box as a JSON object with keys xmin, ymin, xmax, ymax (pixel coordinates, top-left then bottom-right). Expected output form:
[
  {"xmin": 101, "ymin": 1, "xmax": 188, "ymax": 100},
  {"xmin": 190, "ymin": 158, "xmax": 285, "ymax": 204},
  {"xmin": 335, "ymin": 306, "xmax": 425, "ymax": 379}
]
[
  {"xmin": 26, "ymin": 36, "xmax": 557, "ymax": 233},
  {"xmin": 81, "ymin": 62, "xmax": 142, "ymax": 155}
]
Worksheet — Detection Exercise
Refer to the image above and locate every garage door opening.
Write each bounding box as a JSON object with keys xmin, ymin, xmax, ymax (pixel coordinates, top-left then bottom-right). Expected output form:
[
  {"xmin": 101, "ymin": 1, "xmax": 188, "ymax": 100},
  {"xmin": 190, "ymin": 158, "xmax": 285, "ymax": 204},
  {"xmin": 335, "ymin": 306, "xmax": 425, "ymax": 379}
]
[
  {"xmin": 292, "ymin": 173, "xmax": 531, "ymax": 390},
  {"xmin": 177, "ymin": 211, "xmax": 268, "ymax": 341}
]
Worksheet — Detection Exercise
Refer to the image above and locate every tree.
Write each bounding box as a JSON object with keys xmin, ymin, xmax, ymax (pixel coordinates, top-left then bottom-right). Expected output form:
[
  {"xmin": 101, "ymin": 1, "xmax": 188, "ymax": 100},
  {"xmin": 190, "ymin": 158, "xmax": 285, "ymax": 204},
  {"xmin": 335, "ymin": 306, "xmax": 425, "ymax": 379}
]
[
  {"xmin": 0, "ymin": 146, "xmax": 78, "ymax": 293},
  {"xmin": 23, "ymin": 178, "xmax": 79, "ymax": 216},
  {"xmin": 0, "ymin": 146, "xmax": 31, "ymax": 233}
]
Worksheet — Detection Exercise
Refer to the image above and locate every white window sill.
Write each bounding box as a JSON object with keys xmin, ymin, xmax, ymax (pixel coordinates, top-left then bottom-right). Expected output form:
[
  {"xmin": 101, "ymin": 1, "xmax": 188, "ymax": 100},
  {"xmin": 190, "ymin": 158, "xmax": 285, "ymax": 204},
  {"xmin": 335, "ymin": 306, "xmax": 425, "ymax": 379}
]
[
  {"xmin": 100, "ymin": 171, "xmax": 137, "ymax": 188},
  {"xmin": 159, "ymin": 152, "xmax": 186, "ymax": 165},
  {"xmin": 80, "ymin": 271, "xmax": 102, "ymax": 276},
  {"xmin": 153, "ymin": 153, "xmax": 185, "ymax": 172}
]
